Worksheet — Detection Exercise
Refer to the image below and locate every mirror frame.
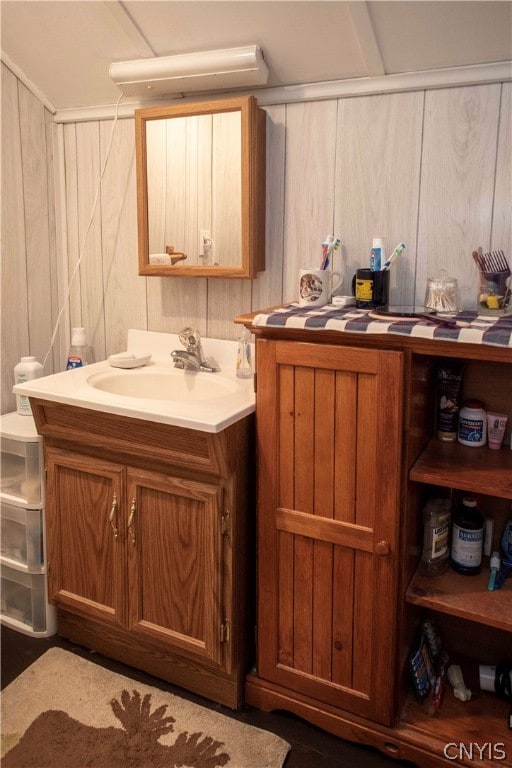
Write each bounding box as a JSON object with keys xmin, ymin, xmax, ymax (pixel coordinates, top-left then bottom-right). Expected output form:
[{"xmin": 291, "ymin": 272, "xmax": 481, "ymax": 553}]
[{"xmin": 135, "ymin": 95, "xmax": 266, "ymax": 278}]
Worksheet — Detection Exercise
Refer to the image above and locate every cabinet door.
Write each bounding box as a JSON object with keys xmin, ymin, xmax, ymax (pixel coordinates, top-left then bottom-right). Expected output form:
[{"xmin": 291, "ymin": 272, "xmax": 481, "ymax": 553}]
[
  {"xmin": 45, "ymin": 447, "xmax": 126, "ymax": 625},
  {"xmin": 256, "ymin": 340, "xmax": 403, "ymax": 726},
  {"xmin": 126, "ymin": 469, "xmax": 226, "ymax": 668}
]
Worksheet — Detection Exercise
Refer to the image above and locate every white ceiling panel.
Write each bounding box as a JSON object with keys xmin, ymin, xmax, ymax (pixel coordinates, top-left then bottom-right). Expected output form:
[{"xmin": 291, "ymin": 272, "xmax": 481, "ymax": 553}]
[
  {"xmin": 0, "ymin": 0, "xmax": 510, "ymax": 113},
  {"xmin": 122, "ymin": 1, "xmax": 369, "ymax": 87},
  {"xmin": 368, "ymin": 1, "xmax": 512, "ymax": 74},
  {"xmin": 0, "ymin": 1, "xmax": 138, "ymax": 107}
]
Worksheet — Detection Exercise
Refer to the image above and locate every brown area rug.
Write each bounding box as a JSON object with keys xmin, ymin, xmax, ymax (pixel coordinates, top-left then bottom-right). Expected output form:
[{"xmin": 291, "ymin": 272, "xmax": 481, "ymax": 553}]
[{"xmin": 1, "ymin": 648, "xmax": 290, "ymax": 767}]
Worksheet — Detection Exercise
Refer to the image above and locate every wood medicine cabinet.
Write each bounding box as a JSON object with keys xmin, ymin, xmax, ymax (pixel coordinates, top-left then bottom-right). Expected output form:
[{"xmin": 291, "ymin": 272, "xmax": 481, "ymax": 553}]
[{"xmin": 135, "ymin": 95, "xmax": 266, "ymax": 278}]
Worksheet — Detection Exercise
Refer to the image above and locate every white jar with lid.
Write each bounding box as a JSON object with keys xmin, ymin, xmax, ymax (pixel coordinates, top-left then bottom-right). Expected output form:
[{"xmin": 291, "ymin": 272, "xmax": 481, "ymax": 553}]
[
  {"xmin": 14, "ymin": 356, "xmax": 44, "ymax": 415},
  {"xmin": 457, "ymin": 400, "xmax": 487, "ymax": 447}
]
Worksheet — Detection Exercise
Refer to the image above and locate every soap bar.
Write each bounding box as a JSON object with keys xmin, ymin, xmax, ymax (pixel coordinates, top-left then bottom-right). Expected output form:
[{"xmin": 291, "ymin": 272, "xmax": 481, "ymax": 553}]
[
  {"xmin": 149, "ymin": 254, "xmax": 171, "ymax": 265},
  {"xmin": 109, "ymin": 352, "xmax": 136, "ymax": 360},
  {"xmin": 332, "ymin": 295, "xmax": 356, "ymax": 308},
  {"xmin": 108, "ymin": 352, "xmax": 151, "ymax": 369}
]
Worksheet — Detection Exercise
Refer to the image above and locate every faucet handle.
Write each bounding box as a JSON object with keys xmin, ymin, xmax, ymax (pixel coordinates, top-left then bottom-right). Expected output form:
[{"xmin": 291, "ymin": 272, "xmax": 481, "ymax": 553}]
[{"xmin": 179, "ymin": 327, "xmax": 201, "ymax": 351}]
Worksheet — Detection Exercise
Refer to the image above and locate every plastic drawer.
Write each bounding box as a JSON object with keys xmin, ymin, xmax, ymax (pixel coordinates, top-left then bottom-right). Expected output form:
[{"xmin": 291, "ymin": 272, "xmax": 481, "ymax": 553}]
[
  {"xmin": 0, "ymin": 437, "xmax": 43, "ymax": 505},
  {"xmin": 0, "ymin": 564, "xmax": 55, "ymax": 636},
  {"xmin": 0, "ymin": 500, "xmax": 44, "ymax": 571}
]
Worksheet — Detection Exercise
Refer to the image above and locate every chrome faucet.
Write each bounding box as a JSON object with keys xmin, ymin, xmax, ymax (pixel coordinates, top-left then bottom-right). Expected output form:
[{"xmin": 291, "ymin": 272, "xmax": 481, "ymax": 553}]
[{"xmin": 171, "ymin": 327, "xmax": 220, "ymax": 372}]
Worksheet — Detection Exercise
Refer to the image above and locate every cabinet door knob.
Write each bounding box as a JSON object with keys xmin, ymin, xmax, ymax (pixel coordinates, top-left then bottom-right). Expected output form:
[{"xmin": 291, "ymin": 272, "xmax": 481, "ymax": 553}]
[
  {"xmin": 109, "ymin": 494, "xmax": 119, "ymax": 540},
  {"xmin": 375, "ymin": 540, "xmax": 391, "ymax": 556}
]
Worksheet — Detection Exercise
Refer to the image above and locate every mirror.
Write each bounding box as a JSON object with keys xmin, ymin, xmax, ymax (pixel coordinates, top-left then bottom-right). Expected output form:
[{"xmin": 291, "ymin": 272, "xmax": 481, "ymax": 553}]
[{"xmin": 135, "ymin": 95, "xmax": 266, "ymax": 278}]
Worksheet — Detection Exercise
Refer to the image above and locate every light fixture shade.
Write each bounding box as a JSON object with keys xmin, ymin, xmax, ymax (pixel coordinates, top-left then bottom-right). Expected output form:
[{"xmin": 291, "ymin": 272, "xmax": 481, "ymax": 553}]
[{"xmin": 109, "ymin": 45, "xmax": 268, "ymax": 97}]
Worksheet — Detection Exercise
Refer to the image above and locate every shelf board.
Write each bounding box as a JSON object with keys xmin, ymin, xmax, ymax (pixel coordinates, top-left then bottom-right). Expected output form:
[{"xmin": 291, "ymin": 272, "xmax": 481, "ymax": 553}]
[
  {"xmin": 400, "ymin": 690, "xmax": 512, "ymax": 767},
  {"xmin": 410, "ymin": 439, "xmax": 512, "ymax": 499},
  {"xmin": 406, "ymin": 563, "xmax": 512, "ymax": 631}
]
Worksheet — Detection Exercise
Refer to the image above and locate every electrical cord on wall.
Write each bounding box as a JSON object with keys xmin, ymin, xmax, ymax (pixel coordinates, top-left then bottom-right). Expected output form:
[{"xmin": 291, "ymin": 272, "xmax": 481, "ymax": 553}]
[{"xmin": 43, "ymin": 92, "xmax": 124, "ymax": 369}]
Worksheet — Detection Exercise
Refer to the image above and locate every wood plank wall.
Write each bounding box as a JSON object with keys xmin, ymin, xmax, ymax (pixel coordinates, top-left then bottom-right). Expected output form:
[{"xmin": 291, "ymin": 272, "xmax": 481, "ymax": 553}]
[
  {"xmin": 2, "ymin": 60, "xmax": 511, "ymax": 415},
  {"xmin": 2, "ymin": 64, "xmax": 59, "ymax": 414}
]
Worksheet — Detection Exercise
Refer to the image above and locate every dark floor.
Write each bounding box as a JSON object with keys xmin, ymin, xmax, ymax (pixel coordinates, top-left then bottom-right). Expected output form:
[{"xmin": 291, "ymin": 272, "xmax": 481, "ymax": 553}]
[{"xmin": 1, "ymin": 625, "xmax": 412, "ymax": 768}]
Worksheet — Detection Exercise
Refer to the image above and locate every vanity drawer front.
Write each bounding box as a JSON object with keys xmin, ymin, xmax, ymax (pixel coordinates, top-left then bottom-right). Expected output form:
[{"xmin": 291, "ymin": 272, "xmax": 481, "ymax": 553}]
[
  {"xmin": 0, "ymin": 500, "xmax": 45, "ymax": 572},
  {"xmin": 0, "ymin": 564, "xmax": 50, "ymax": 633},
  {"xmin": 0, "ymin": 437, "xmax": 43, "ymax": 506}
]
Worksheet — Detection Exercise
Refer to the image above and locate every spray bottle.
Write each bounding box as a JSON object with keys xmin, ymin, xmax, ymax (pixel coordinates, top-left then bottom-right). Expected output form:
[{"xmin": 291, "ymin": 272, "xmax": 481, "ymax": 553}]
[{"xmin": 236, "ymin": 329, "xmax": 253, "ymax": 379}]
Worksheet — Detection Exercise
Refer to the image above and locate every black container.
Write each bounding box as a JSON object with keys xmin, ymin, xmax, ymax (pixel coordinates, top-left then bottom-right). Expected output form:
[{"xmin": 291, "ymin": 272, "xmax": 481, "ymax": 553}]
[
  {"xmin": 351, "ymin": 269, "xmax": 390, "ymax": 309},
  {"xmin": 450, "ymin": 496, "xmax": 484, "ymax": 575}
]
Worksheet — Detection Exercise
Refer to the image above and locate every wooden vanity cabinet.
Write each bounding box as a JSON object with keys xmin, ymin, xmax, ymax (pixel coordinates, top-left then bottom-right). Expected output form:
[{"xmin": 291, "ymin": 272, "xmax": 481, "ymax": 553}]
[
  {"xmin": 31, "ymin": 399, "xmax": 253, "ymax": 709},
  {"xmin": 45, "ymin": 451, "xmax": 226, "ymax": 667},
  {"xmin": 243, "ymin": 324, "xmax": 512, "ymax": 767}
]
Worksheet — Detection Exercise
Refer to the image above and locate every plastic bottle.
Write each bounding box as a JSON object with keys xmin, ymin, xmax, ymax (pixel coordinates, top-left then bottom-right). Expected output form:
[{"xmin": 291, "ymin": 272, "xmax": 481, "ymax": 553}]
[
  {"xmin": 457, "ymin": 400, "xmax": 486, "ymax": 447},
  {"xmin": 436, "ymin": 363, "xmax": 464, "ymax": 442},
  {"xmin": 450, "ymin": 496, "xmax": 484, "ymax": 575},
  {"xmin": 66, "ymin": 327, "xmax": 94, "ymax": 370},
  {"xmin": 420, "ymin": 497, "xmax": 451, "ymax": 576},
  {"xmin": 236, "ymin": 329, "xmax": 252, "ymax": 379},
  {"xmin": 501, "ymin": 515, "xmax": 512, "ymax": 560},
  {"xmin": 14, "ymin": 357, "xmax": 44, "ymax": 415}
]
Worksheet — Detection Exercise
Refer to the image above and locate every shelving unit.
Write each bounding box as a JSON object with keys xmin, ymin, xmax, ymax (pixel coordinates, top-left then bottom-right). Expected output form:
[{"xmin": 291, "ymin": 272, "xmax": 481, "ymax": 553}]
[
  {"xmin": 237, "ymin": 308, "xmax": 512, "ymax": 766},
  {"xmin": 406, "ymin": 564, "xmax": 512, "ymax": 631},
  {"xmin": 0, "ymin": 411, "xmax": 56, "ymax": 637},
  {"xmin": 400, "ymin": 691, "xmax": 512, "ymax": 762},
  {"xmin": 405, "ymin": 378, "xmax": 512, "ymax": 765},
  {"xmin": 408, "ymin": 434, "xmax": 512, "ymax": 628},
  {"xmin": 410, "ymin": 438, "xmax": 512, "ymax": 498}
]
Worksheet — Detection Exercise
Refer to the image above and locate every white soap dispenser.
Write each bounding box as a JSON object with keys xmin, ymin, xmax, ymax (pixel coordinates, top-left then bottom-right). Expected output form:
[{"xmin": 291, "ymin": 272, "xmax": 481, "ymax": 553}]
[{"xmin": 66, "ymin": 327, "xmax": 95, "ymax": 369}]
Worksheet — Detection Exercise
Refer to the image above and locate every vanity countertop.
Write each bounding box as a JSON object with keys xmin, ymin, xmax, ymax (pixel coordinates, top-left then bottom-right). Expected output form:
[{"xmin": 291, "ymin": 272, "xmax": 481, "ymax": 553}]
[{"xmin": 13, "ymin": 330, "xmax": 255, "ymax": 433}]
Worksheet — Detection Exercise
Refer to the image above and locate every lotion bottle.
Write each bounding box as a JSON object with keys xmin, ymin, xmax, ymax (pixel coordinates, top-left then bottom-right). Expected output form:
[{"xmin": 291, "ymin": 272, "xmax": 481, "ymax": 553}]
[
  {"xmin": 66, "ymin": 327, "xmax": 94, "ymax": 369},
  {"xmin": 14, "ymin": 356, "xmax": 43, "ymax": 415}
]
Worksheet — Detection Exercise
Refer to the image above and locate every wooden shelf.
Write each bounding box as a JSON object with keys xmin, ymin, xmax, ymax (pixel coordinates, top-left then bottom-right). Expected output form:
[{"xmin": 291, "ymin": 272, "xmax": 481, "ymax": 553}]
[
  {"xmin": 400, "ymin": 690, "xmax": 512, "ymax": 767},
  {"xmin": 406, "ymin": 563, "xmax": 512, "ymax": 631},
  {"xmin": 410, "ymin": 438, "xmax": 512, "ymax": 499}
]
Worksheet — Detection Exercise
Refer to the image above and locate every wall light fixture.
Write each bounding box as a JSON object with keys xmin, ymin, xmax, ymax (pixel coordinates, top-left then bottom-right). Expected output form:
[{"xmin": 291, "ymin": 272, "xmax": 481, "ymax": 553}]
[{"xmin": 109, "ymin": 45, "xmax": 268, "ymax": 98}]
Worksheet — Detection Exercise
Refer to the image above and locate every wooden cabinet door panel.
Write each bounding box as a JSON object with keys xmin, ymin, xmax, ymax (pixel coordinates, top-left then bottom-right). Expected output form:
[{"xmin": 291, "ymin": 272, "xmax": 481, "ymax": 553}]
[
  {"xmin": 256, "ymin": 340, "xmax": 403, "ymax": 725},
  {"xmin": 45, "ymin": 447, "xmax": 125, "ymax": 624},
  {"xmin": 126, "ymin": 469, "xmax": 226, "ymax": 668}
]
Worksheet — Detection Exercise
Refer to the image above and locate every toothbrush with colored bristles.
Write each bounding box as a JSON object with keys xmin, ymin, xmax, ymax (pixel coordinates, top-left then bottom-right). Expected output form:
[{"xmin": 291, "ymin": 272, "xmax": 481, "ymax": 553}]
[
  {"xmin": 382, "ymin": 242, "xmax": 406, "ymax": 271},
  {"xmin": 320, "ymin": 235, "xmax": 341, "ymax": 270}
]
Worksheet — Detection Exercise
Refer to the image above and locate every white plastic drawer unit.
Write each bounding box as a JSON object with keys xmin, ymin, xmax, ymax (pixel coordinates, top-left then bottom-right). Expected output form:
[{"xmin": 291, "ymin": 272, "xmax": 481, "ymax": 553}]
[
  {"xmin": 0, "ymin": 564, "xmax": 54, "ymax": 635},
  {"xmin": 1, "ymin": 500, "xmax": 44, "ymax": 571},
  {"xmin": 0, "ymin": 412, "xmax": 43, "ymax": 506}
]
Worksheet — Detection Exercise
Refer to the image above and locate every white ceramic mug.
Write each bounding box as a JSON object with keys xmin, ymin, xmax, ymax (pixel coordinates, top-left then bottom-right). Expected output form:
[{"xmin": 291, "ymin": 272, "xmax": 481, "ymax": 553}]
[{"xmin": 298, "ymin": 268, "xmax": 343, "ymax": 307}]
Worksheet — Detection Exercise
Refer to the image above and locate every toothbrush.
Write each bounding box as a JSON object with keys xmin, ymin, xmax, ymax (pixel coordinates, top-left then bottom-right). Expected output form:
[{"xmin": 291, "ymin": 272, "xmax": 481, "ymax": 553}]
[
  {"xmin": 488, "ymin": 551, "xmax": 501, "ymax": 591},
  {"xmin": 382, "ymin": 242, "xmax": 406, "ymax": 271},
  {"xmin": 320, "ymin": 236, "xmax": 341, "ymax": 270}
]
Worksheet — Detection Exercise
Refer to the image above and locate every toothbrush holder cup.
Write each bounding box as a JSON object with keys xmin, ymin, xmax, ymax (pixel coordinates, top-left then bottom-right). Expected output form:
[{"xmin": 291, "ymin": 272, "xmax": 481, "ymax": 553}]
[
  {"xmin": 352, "ymin": 268, "xmax": 390, "ymax": 309},
  {"xmin": 298, "ymin": 268, "xmax": 342, "ymax": 307}
]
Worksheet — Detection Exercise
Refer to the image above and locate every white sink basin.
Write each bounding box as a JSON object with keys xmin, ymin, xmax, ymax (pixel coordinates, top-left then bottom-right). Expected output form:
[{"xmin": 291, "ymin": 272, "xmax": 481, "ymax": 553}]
[
  {"xmin": 87, "ymin": 368, "xmax": 237, "ymax": 401},
  {"xmin": 12, "ymin": 329, "xmax": 255, "ymax": 433}
]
